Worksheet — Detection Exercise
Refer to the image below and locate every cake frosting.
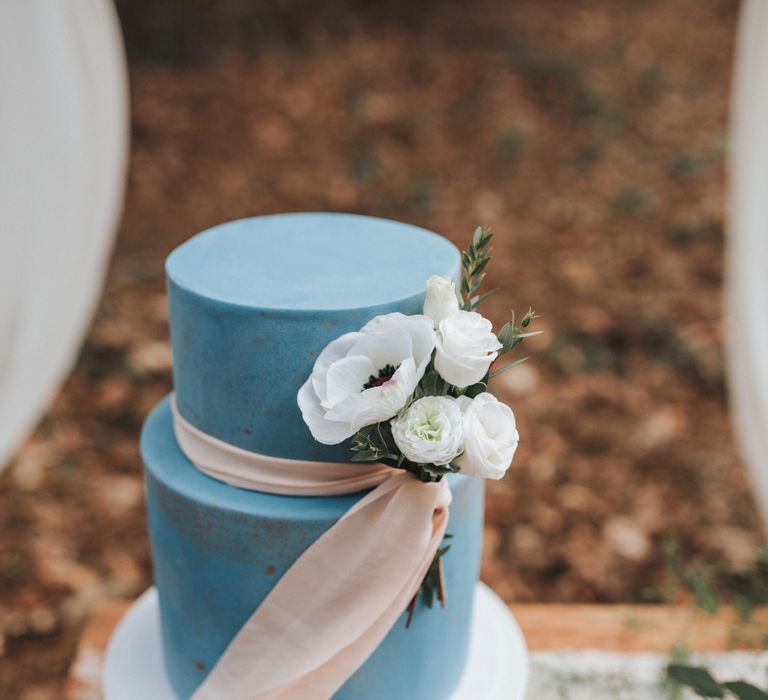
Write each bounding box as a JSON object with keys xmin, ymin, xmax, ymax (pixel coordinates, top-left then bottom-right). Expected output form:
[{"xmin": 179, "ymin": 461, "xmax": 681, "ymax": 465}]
[
  {"xmin": 142, "ymin": 213, "xmax": 485, "ymax": 699},
  {"xmin": 166, "ymin": 213, "xmax": 461, "ymax": 462}
]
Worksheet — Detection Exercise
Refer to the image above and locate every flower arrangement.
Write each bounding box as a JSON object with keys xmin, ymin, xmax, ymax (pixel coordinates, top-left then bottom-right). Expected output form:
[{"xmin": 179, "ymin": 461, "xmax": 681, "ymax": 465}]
[
  {"xmin": 298, "ymin": 226, "xmax": 538, "ymax": 615},
  {"xmin": 298, "ymin": 226, "xmax": 538, "ymax": 484}
]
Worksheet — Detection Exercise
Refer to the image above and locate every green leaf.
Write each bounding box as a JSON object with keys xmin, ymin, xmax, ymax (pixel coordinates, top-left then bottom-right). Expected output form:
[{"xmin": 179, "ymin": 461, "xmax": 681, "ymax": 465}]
[
  {"xmin": 350, "ymin": 451, "xmax": 379, "ymax": 462},
  {"xmin": 683, "ymin": 570, "xmax": 721, "ymax": 614},
  {"xmin": 496, "ymin": 310, "xmax": 541, "ymax": 355},
  {"xmin": 417, "ymin": 533, "xmax": 453, "ymax": 610},
  {"xmin": 463, "ymin": 381, "xmax": 487, "ymax": 399},
  {"xmin": 722, "ymin": 682, "xmax": 768, "ymax": 700},
  {"xmin": 469, "ymin": 275, "xmax": 485, "ymax": 294},
  {"xmin": 469, "ymin": 288, "xmax": 498, "ymax": 310},
  {"xmin": 472, "ymin": 225, "xmax": 492, "ymax": 249},
  {"xmin": 410, "ymin": 461, "xmax": 458, "ymax": 483},
  {"xmin": 420, "ymin": 370, "xmax": 438, "ymax": 396},
  {"xmin": 667, "ymin": 665, "xmax": 724, "ymax": 698},
  {"xmin": 473, "ymin": 256, "xmax": 490, "ymax": 276},
  {"xmin": 734, "ymin": 594, "xmax": 757, "ymax": 622},
  {"xmin": 489, "ymin": 357, "xmax": 528, "ymax": 379},
  {"xmin": 498, "ymin": 322, "xmax": 516, "ymax": 354},
  {"xmin": 419, "ymin": 370, "xmax": 449, "ymax": 397},
  {"xmin": 723, "ymin": 682, "xmax": 768, "ymax": 700},
  {"xmin": 520, "ymin": 308, "xmax": 538, "ymax": 328}
]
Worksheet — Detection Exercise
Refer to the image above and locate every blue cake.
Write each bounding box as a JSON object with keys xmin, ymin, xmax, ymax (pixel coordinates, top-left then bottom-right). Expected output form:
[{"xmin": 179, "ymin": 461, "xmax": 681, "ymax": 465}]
[{"xmin": 142, "ymin": 213, "xmax": 485, "ymax": 699}]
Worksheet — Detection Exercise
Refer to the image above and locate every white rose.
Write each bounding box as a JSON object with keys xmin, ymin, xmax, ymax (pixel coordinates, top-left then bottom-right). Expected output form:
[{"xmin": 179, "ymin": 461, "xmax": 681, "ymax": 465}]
[
  {"xmin": 455, "ymin": 393, "xmax": 518, "ymax": 479},
  {"xmin": 423, "ymin": 275, "xmax": 460, "ymax": 328},
  {"xmin": 391, "ymin": 396, "xmax": 464, "ymax": 465},
  {"xmin": 434, "ymin": 311, "xmax": 501, "ymax": 388},
  {"xmin": 298, "ymin": 313, "xmax": 436, "ymax": 444}
]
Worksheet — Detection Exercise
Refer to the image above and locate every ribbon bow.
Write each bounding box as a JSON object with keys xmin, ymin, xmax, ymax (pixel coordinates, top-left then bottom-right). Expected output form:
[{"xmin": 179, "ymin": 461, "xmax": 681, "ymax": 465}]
[{"xmin": 171, "ymin": 399, "xmax": 451, "ymax": 700}]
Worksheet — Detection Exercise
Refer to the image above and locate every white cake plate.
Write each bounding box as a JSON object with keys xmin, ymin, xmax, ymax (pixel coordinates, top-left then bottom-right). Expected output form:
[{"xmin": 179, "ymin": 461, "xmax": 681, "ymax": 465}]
[{"xmin": 103, "ymin": 582, "xmax": 528, "ymax": 700}]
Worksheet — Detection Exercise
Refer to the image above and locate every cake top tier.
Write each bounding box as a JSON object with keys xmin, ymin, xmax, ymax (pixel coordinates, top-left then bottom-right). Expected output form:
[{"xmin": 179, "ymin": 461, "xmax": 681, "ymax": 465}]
[
  {"xmin": 166, "ymin": 213, "xmax": 459, "ymax": 312},
  {"xmin": 166, "ymin": 213, "xmax": 461, "ymax": 461}
]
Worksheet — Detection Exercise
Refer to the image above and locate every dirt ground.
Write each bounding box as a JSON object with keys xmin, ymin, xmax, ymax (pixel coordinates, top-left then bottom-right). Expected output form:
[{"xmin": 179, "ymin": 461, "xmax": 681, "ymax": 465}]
[{"xmin": 0, "ymin": 0, "xmax": 753, "ymax": 696}]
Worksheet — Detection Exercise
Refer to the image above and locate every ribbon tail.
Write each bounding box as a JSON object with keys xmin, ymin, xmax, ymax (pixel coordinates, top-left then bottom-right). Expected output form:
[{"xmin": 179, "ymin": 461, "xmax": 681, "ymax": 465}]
[{"xmin": 192, "ymin": 473, "xmax": 451, "ymax": 700}]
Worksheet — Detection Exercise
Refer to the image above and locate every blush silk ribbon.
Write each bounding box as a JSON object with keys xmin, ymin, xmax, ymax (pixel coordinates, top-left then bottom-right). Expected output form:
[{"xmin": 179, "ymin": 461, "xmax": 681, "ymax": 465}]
[{"xmin": 170, "ymin": 398, "xmax": 452, "ymax": 700}]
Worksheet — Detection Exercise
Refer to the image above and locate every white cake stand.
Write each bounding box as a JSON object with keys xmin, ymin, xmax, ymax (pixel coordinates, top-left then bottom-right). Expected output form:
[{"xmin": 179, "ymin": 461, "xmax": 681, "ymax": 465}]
[{"xmin": 103, "ymin": 582, "xmax": 528, "ymax": 700}]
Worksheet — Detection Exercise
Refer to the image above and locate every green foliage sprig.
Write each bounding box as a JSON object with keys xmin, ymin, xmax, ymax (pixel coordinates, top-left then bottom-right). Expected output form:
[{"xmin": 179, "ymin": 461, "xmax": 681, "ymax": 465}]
[
  {"xmin": 498, "ymin": 308, "xmax": 539, "ymax": 356},
  {"xmin": 421, "ymin": 536, "xmax": 453, "ymax": 608},
  {"xmin": 643, "ymin": 540, "xmax": 768, "ymax": 622},
  {"xmin": 461, "ymin": 226, "xmax": 494, "ymax": 311},
  {"xmin": 350, "ymin": 422, "xmax": 398, "ymax": 464},
  {"xmin": 493, "ymin": 308, "xmax": 541, "ymax": 379},
  {"xmin": 654, "ymin": 543, "xmax": 768, "ymax": 700},
  {"xmin": 667, "ymin": 665, "xmax": 768, "ymax": 699},
  {"xmin": 459, "ymin": 226, "xmax": 540, "ymax": 380}
]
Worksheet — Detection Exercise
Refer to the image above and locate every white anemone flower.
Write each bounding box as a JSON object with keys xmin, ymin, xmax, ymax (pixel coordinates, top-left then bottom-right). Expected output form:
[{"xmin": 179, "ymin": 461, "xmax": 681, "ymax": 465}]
[{"xmin": 298, "ymin": 313, "xmax": 436, "ymax": 444}]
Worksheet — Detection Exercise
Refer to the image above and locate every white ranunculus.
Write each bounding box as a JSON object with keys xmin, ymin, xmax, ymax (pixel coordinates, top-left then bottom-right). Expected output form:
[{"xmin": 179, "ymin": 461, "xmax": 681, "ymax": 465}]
[
  {"xmin": 423, "ymin": 275, "xmax": 460, "ymax": 328},
  {"xmin": 297, "ymin": 313, "xmax": 436, "ymax": 444},
  {"xmin": 435, "ymin": 310, "xmax": 501, "ymax": 388},
  {"xmin": 391, "ymin": 396, "xmax": 464, "ymax": 465},
  {"xmin": 455, "ymin": 393, "xmax": 518, "ymax": 479}
]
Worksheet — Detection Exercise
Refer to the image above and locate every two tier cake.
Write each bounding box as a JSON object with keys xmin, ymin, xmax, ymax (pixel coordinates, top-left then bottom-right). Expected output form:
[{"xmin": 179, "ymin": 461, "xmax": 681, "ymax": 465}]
[{"xmin": 141, "ymin": 213, "xmax": 485, "ymax": 699}]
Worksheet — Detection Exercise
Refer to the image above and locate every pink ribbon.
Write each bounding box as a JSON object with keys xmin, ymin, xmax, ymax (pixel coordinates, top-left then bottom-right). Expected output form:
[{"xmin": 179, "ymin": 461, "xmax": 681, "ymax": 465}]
[{"xmin": 171, "ymin": 399, "xmax": 451, "ymax": 700}]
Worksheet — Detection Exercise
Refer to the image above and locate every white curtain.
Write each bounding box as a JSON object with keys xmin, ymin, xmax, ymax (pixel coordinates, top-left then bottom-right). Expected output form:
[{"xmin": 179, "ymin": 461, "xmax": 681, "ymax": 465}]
[
  {"xmin": 728, "ymin": 0, "xmax": 768, "ymax": 526},
  {"xmin": 0, "ymin": 1, "xmax": 128, "ymax": 469}
]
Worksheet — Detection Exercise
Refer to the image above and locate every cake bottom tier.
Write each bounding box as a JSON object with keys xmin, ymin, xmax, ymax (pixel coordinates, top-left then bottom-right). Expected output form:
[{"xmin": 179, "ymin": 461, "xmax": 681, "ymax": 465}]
[{"xmin": 142, "ymin": 397, "xmax": 485, "ymax": 700}]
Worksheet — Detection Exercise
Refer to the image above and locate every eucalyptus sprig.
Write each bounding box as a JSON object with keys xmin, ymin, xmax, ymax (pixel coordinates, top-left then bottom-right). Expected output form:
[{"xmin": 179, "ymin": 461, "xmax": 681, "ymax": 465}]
[
  {"xmin": 461, "ymin": 226, "xmax": 495, "ymax": 310},
  {"xmin": 498, "ymin": 308, "xmax": 539, "ymax": 355},
  {"xmin": 459, "ymin": 226, "xmax": 540, "ymax": 378},
  {"xmin": 406, "ymin": 535, "xmax": 453, "ymax": 628},
  {"xmin": 490, "ymin": 308, "xmax": 541, "ymax": 379},
  {"xmin": 422, "ymin": 536, "xmax": 453, "ymax": 608}
]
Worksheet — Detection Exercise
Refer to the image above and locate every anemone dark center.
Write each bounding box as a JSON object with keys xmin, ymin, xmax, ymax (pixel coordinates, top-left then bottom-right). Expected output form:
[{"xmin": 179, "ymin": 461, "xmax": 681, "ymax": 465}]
[{"xmin": 363, "ymin": 363, "xmax": 398, "ymax": 390}]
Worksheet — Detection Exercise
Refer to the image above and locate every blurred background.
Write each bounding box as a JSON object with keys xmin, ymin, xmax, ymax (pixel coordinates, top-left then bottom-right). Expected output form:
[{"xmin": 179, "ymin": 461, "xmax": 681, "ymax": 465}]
[{"xmin": 0, "ymin": 0, "xmax": 752, "ymax": 696}]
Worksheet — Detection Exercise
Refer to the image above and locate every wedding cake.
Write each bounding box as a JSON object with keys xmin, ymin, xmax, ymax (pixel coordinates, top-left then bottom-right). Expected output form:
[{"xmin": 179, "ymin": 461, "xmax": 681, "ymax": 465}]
[{"xmin": 141, "ymin": 213, "xmax": 487, "ymax": 699}]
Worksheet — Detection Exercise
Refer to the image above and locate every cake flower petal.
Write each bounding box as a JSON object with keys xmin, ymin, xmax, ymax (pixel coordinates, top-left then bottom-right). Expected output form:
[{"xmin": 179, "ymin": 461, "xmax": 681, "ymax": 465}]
[
  {"xmin": 434, "ymin": 311, "xmax": 502, "ymax": 388},
  {"xmin": 455, "ymin": 393, "xmax": 518, "ymax": 480},
  {"xmin": 423, "ymin": 275, "xmax": 460, "ymax": 328},
  {"xmin": 298, "ymin": 313, "xmax": 436, "ymax": 444},
  {"xmin": 392, "ymin": 396, "xmax": 464, "ymax": 466}
]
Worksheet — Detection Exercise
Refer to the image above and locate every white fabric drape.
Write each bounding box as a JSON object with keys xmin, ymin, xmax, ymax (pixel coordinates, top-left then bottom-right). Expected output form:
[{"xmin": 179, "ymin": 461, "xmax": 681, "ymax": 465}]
[
  {"xmin": 728, "ymin": 0, "xmax": 768, "ymax": 526},
  {"xmin": 0, "ymin": 1, "xmax": 128, "ymax": 469}
]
